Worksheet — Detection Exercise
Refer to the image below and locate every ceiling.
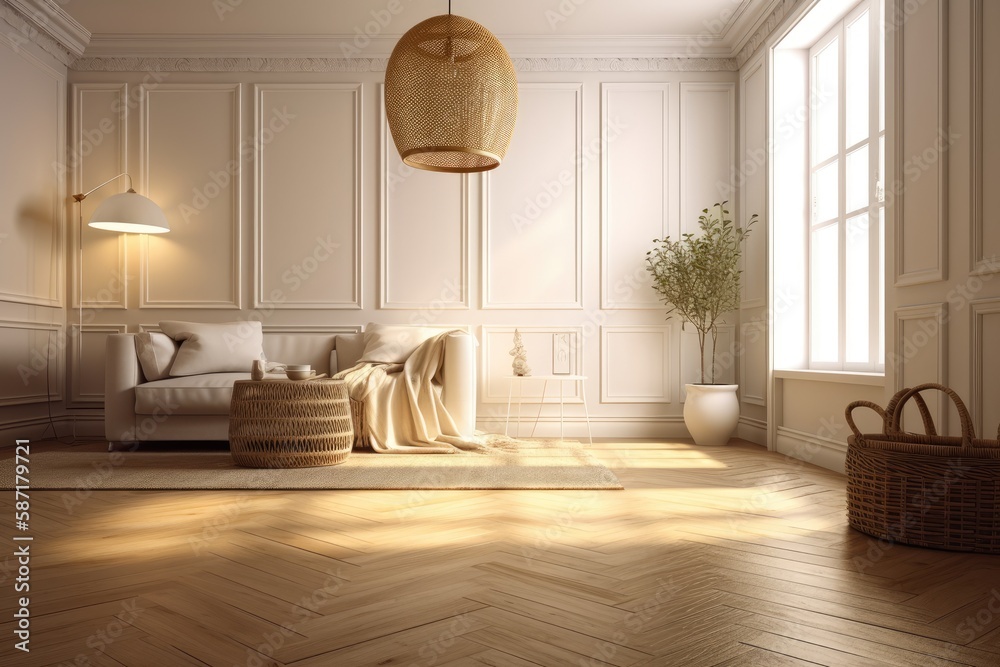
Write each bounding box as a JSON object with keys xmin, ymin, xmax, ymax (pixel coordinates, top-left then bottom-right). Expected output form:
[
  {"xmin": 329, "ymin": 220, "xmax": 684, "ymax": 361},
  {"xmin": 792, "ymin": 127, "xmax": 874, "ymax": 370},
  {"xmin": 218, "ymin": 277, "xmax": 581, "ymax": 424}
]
[{"xmin": 59, "ymin": 0, "xmax": 777, "ymax": 57}]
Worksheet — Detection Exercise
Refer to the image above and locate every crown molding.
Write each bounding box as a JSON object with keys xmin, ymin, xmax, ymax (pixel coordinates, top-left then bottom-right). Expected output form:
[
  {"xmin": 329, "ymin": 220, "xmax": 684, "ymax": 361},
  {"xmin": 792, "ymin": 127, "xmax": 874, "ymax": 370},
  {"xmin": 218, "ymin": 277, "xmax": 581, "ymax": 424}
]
[
  {"xmin": 72, "ymin": 55, "xmax": 738, "ymax": 73},
  {"xmin": 724, "ymin": 0, "xmax": 785, "ymax": 54},
  {"xmin": 2, "ymin": 0, "xmax": 89, "ymax": 64},
  {"xmin": 73, "ymin": 32, "xmax": 739, "ymax": 72},
  {"xmin": 734, "ymin": 0, "xmax": 809, "ymax": 67},
  {"xmin": 79, "ymin": 33, "xmax": 736, "ymax": 61}
]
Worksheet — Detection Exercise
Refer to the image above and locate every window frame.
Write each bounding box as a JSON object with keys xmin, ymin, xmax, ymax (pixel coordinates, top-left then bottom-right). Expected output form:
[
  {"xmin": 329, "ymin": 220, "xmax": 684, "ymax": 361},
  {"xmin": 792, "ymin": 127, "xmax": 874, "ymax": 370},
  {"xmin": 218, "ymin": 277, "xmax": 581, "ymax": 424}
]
[{"xmin": 806, "ymin": 0, "xmax": 885, "ymax": 373}]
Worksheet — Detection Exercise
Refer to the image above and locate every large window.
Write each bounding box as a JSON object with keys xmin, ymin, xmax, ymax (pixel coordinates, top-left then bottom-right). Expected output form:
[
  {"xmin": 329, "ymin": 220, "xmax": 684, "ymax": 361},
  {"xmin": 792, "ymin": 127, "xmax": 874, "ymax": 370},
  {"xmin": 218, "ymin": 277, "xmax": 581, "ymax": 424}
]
[{"xmin": 807, "ymin": 1, "xmax": 884, "ymax": 372}]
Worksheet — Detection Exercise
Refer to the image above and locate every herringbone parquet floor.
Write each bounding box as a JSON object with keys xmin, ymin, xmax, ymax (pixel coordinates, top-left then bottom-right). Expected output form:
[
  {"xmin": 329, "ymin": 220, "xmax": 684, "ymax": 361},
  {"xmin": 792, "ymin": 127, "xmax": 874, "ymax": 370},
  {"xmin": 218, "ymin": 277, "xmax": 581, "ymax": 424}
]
[{"xmin": 2, "ymin": 439, "xmax": 1000, "ymax": 666}]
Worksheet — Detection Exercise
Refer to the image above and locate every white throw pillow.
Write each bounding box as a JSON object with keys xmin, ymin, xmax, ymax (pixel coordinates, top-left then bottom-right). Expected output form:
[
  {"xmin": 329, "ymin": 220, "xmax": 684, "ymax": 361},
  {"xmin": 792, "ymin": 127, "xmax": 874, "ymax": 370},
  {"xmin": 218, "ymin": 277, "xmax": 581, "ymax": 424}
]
[
  {"xmin": 160, "ymin": 320, "xmax": 264, "ymax": 377},
  {"xmin": 135, "ymin": 332, "xmax": 178, "ymax": 381},
  {"xmin": 334, "ymin": 334, "xmax": 366, "ymax": 371},
  {"xmin": 359, "ymin": 323, "xmax": 444, "ymax": 364}
]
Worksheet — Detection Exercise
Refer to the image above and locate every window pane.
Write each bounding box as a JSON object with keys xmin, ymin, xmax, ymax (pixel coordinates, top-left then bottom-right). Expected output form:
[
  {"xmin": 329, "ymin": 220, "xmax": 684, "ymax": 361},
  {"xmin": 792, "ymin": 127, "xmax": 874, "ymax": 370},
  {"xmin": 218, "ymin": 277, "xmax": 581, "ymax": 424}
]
[
  {"xmin": 813, "ymin": 38, "xmax": 839, "ymax": 163},
  {"xmin": 878, "ymin": 207, "xmax": 885, "ymax": 366},
  {"xmin": 879, "ymin": 8, "xmax": 885, "ymax": 133},
  {"xmin": 845, "ymin": 213, "xmax": 869, "ymax": 363},
  {"xmin": 846, "ymin": 144, "xmax": 869, "ymax": 213},
  {"xmin": 878, "ymin": 134, "xmax": 885, "ymax": 202},
  {"xmin": 811, "ymin": 223, "xmax": 839, "ymax": 363},
  {"xmin": 813, "ymin": 160, "xmax": 838, "ymax": 223},
  {"xmin": 846, "ymin": 11, "xmax": 870, "ymax": 146}
]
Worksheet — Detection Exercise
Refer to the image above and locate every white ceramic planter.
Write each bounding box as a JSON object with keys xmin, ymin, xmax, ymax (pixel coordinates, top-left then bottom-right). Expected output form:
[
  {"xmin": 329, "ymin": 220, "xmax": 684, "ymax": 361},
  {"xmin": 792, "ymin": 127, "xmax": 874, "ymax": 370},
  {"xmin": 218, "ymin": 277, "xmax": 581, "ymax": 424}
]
[{"xmin": 683, "ymin": 384, "xmax": 740, "ymax": 446}]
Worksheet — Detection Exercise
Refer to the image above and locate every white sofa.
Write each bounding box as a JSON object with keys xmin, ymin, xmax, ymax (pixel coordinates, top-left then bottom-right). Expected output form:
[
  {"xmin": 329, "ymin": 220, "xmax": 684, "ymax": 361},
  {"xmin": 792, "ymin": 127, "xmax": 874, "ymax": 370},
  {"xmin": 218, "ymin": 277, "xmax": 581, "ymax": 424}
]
[{"xmin": 104, "ymin": 328, "xmax": 476, "ymax": 447}]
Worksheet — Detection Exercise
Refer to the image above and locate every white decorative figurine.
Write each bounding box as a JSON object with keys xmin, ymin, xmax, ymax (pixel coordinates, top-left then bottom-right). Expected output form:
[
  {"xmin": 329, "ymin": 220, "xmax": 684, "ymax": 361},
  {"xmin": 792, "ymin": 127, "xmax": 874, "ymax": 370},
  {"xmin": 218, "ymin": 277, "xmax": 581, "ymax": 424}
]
[{"xmin": 510, "ymin": 329, "xmax": 531, "ymax": 376}]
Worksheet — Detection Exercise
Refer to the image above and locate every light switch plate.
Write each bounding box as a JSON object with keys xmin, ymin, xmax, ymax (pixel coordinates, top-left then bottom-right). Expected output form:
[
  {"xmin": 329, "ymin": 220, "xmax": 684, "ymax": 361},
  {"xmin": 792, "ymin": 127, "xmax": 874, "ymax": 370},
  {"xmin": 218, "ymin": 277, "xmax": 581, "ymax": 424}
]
[{"xmin": 552, "ymin": 333, "xmax": 571, "ymax": 374}]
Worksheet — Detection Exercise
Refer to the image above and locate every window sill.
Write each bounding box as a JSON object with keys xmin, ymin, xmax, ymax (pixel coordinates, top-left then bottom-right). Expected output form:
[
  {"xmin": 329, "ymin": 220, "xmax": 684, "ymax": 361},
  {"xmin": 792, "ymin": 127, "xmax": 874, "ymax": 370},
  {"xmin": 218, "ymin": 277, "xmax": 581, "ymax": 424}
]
[{"xmin": 773, "ymin": 369, "xmax": 885, "ymax": 387}]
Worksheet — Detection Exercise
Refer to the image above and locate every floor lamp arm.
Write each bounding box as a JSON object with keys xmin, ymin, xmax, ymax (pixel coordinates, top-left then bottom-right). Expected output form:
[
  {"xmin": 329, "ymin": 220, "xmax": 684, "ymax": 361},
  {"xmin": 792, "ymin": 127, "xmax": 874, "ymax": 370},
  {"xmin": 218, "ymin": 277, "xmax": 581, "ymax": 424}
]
[{"xmin": 72, "ymin": 172, "xmax": 133, "ymax": 202}]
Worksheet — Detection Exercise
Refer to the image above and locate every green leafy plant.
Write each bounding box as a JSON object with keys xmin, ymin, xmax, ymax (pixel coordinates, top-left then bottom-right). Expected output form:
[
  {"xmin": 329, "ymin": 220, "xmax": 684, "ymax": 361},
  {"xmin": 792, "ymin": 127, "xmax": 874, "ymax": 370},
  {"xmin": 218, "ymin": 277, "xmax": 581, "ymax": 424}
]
[{"xmin": 645, "ymin": 202, "xmax": 757, "ymax": 384}]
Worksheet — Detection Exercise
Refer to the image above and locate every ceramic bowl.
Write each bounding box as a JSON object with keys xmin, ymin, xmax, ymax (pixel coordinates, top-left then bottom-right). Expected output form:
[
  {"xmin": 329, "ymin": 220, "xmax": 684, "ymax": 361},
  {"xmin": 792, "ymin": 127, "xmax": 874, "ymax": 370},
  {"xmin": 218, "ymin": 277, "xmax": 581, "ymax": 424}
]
[{"xmin": 286, "ymin": 369, "xmax": 316, "ymax": 381}]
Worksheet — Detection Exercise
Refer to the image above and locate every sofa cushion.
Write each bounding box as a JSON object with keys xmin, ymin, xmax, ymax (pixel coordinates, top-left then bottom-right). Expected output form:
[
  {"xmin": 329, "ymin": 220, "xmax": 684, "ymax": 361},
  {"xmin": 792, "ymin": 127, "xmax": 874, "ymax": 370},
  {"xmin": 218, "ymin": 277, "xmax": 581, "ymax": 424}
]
[
  {"xmin": 359, "ymin": 323, "xmax": 445, "ymax": 364},
  {"xmin": 135, "ymin": 332, "xmax": 178, "ymax": 381},
  {"xmin": 334, "ymin": 333, "xmax": 365, "ymax": 371},
  {"xmin": 135, "ymin": 373, "xmax": 252, "ymax": 416},
  {"xmin": 161, "ymin": 320, "xmax": 263, "ymax": 377}
]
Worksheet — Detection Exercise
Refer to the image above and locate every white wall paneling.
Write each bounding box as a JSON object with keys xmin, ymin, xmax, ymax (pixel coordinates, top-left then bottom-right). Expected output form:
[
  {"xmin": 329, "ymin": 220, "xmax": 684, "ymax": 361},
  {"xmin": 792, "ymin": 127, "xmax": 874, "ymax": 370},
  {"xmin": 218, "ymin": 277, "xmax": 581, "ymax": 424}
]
[
  {"xmin": 380, "ymin": 88, "xmax": 468, "ymax": 311},
  {"xmin": 483, "ymin": 83, "xmax": 583, "ymax": 309},
  {"xmin": 970, "ymin": 298, "xmax": 1000, "ymax": 440},
  {"xmin": 261, "ymin": 325, "xmax": 361, "ymax": 334},
  {"xmin": 893, "ymin": 302, "xmax": 948, "ymax": 431},
  {"xmin": 139, "ymin": 83, "xmax": 242, "ymax": 308},
  {"xmin": 601, "ymin": 325, "xmax": 671, "ymax": 403},
  {"xmin": 254, "ymin": 83, "xmax": 362, "ymax": 309},
  {"xmin": 972, "ymin": 0, "xmax": 1000, "ymax": 275},
  {"xmin": 71, "ymin": 83, "xmax": 128, "ymax": 310},
  {"xmin": 740, "ymin": 319, "xmax": 767, "ymax": 406},
  {"xmin": 0, "ymin": 320, "xmax": 62, "ymax": 406},
  {"xmin": 894, "ymin": 0, "xmax": 949, "ymax": 286},
  {"xmin": 0, "ymin": 35, "xmax": 65, "ymax": 308},
  {"xmin": 601, "ymin": 83, "xmax": 674, "ymax": 309},
  {"xmin": 739, "ymin": 56, "xmax": 767, "ymax": 308},
  {"xmin": 680, "ymin": 324, "xmax": 735, "ymax": 401},
  {"xmin": 480, "ymin": 326, "xmax": 584, "ymax": 403},
  {"xmin": 140, "ymin": 323, "xmax": 363, "ymax": 336},
  {"xmin": 679, "ymin": 82, "xmax": 736, "ymax": 236},
  {"xmin": 69, "ymin": 323, "xmax": 126, "ymax": 405}
]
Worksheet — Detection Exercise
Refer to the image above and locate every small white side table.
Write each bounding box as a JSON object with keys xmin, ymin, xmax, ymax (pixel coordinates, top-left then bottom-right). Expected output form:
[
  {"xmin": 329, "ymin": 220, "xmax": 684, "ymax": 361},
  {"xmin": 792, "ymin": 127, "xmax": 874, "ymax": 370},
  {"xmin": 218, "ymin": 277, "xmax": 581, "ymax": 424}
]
[{"xmin": 504, "ymin": 375, "xmax": 593, "ymax": 445}]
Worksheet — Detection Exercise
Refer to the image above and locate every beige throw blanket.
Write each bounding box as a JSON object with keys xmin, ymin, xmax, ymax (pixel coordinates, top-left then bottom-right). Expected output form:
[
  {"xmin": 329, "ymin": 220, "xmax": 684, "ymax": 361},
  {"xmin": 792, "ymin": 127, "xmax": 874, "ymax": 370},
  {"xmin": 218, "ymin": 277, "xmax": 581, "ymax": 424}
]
[{"xmin": 334, "ymin": 332, "xmax": 482, "ymax": 453}]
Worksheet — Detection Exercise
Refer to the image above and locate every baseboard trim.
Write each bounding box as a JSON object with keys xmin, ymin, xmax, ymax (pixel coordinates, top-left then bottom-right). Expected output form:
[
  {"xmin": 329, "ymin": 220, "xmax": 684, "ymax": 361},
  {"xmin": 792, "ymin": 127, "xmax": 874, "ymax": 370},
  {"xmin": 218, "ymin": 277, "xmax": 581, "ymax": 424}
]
[
  {"xmin": 737, "ymin": 416, "xmax": 767, "ymax": 446},
  {"xmin": 476, "ymin": 416, "xmax": 690, "ymax": 439},
  {"xmin": 775, "ymin": 426, "xmax": 847, "ymax": 474},
  {"xmin": 0, "ymin": 415, "xmax": 105, "ymax": 445}
]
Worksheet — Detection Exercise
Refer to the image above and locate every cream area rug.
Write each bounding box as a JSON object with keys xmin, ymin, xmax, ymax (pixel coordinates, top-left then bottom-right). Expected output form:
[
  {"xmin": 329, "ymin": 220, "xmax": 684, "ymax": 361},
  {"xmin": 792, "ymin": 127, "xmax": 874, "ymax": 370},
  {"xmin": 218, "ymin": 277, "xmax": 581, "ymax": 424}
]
[{"xmin": 0, "ymin": 438, "xmax": 622, "ymax": 491}]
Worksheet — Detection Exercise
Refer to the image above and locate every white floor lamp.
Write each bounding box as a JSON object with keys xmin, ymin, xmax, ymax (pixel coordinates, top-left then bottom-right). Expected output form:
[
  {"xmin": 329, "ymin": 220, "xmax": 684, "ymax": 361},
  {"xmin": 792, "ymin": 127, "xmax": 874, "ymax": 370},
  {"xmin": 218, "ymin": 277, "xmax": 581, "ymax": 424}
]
[{"xmin": 70, "ymin": 173, "xmax": 168, "ymax": 406}]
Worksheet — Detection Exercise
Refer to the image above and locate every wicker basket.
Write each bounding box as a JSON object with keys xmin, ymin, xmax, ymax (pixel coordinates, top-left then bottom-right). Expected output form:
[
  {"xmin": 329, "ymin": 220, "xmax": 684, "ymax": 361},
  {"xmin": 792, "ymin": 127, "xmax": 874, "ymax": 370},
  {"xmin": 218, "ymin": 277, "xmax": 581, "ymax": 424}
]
[
  {"xmin": 229, "ymin": 379, "xmax": 354, "ymax": 468},
  {"xmin": 845, "ymin": 383, "xmax": 1000, "ymax": 553}
]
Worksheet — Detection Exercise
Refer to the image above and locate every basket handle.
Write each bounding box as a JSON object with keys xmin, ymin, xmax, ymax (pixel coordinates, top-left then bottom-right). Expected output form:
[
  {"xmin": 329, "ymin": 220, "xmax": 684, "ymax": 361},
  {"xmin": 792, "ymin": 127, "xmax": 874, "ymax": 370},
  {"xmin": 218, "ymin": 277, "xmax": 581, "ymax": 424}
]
[
  {"xmin": 884, "ymin": 387, "xmax": 937, "ymax": 436},
  {"xmin": 888, "ymin": 383, "xmax": 976, "ymax": 447},
  {"xmin": 845, "ymin": 400, "xmax": 888, "ymax": 444}
]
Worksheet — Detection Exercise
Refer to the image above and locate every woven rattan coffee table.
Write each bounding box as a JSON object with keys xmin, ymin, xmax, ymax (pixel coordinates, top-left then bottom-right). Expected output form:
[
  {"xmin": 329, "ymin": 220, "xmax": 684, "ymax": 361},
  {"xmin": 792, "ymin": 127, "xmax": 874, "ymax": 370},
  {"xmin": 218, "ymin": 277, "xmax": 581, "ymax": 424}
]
[{"xmin": 229, "ymin": 379, "xmax": 353, "ymax": 468}]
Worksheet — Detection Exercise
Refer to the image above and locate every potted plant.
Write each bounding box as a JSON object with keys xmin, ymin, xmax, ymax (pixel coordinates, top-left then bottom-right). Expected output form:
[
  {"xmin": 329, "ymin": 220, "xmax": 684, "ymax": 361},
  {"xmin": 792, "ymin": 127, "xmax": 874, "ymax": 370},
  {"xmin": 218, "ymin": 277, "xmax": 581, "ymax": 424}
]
[{"xmin": 646, "ymin": 202, "xmax": 756, "ymax": 446}]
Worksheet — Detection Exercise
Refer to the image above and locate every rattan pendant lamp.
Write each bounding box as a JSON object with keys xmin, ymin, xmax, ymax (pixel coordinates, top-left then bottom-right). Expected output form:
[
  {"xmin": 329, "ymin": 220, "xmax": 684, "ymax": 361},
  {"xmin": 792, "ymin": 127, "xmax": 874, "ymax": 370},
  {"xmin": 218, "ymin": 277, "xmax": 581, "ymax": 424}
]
[{"xmin": 384, "ymin": 1, "xmax": 518, "ymax": 173}]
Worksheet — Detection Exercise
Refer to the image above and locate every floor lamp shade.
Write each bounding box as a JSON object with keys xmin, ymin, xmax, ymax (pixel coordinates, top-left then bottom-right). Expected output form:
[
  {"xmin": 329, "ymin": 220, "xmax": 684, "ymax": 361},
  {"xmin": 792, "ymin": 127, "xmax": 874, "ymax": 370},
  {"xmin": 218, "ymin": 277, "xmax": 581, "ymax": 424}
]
[
  {"xmin": 87, "ymin": 191, "xmax": 170, "ymax": 234},
  {"xmin": 385, "ymin": 14, "xmax": 518, "ymax": 173}
]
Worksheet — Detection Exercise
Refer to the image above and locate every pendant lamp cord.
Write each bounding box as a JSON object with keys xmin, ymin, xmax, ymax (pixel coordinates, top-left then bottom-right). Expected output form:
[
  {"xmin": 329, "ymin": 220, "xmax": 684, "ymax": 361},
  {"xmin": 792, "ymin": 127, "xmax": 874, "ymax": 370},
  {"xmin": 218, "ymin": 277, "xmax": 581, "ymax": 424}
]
[{"xmin": 448, "ymin": 0, "xmax": 451, "ymax": 14}]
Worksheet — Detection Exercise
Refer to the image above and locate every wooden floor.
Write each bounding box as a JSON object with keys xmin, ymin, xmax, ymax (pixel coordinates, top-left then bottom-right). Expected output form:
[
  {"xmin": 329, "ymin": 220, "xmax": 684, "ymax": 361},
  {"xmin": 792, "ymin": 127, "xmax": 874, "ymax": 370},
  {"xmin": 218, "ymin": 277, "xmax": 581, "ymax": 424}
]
[{"xmin": 2, "ymin": 439, "xmax": 1000, "ymax": 667}]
